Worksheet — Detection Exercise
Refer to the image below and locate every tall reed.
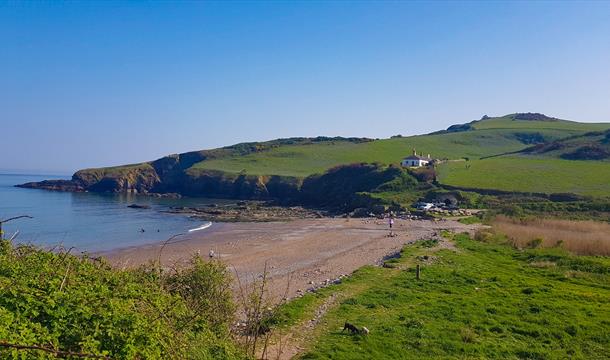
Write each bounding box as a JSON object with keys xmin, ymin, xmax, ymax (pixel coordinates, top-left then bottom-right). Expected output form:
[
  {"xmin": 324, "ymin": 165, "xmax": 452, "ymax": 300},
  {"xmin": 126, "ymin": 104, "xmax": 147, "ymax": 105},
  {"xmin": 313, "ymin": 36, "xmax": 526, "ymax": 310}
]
[{"xmin": 493, "ymin": 215, "xmax": 610, "ymax": 256}]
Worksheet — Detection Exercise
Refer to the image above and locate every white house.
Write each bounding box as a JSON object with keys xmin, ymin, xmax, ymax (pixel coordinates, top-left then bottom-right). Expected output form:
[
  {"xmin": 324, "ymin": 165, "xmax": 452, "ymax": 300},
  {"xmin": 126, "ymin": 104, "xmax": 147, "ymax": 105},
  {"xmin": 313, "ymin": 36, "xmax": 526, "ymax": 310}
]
[{"xmin": 401, "ymin": 149, "xmax": 431, "ymax": 168}]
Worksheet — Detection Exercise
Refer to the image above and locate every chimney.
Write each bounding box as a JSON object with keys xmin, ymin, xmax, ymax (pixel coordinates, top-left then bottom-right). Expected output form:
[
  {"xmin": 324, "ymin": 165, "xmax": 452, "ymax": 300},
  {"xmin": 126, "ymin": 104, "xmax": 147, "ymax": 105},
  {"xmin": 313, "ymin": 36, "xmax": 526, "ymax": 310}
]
[
  {"xmin": 428, "ymin": 154, "xmax": 431, "ymax": 159},
  {"xmin": 413, "ymin": 148, "xmax": 416, "ymax": 156}
]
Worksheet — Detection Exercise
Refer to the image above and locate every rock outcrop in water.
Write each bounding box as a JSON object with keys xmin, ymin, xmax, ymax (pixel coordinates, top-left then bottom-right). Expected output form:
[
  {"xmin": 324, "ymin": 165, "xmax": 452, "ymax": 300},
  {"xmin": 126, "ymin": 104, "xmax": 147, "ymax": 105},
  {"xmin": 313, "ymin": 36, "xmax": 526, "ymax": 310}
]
[{"xmin": 18, "ymin": 179, "xmax": 86, "ymax": 192}]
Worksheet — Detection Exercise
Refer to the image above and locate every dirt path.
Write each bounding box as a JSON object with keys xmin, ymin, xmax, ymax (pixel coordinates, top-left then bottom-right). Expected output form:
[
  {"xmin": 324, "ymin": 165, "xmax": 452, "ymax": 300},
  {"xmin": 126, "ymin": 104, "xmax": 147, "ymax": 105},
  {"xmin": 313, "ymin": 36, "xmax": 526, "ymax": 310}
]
[
  {"xmin": 268, "ymin": 230, "xmax": 465, "ymax": 360},
  {"xmin": 105, "ymin": 218, "xmax": 479, "ymax": 301}
]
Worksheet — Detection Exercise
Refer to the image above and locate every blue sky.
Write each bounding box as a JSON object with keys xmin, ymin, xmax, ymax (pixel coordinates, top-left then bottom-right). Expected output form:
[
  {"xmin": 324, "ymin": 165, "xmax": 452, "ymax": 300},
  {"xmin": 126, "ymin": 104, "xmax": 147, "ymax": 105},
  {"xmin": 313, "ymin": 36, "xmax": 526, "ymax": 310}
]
[{"xmin": 2, "ymin": 1, "xmax": 610, "ymax": 174}]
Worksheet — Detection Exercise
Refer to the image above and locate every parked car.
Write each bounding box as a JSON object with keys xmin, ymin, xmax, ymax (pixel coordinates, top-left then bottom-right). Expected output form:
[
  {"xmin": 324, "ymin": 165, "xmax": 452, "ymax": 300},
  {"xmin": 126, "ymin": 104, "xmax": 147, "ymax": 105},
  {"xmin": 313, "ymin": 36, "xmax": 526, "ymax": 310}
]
[{"xmin": 415, "ymin": 202, "xmax": 434, "ymax": 211}]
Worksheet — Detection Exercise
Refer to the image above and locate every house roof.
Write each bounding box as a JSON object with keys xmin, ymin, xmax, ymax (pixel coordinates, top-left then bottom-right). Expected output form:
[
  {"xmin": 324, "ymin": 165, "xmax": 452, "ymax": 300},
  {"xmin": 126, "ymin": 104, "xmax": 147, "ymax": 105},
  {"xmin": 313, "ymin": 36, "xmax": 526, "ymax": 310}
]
[{"xmin": 403, "ymin": 154, "xmax": 429, "ymax": 161}]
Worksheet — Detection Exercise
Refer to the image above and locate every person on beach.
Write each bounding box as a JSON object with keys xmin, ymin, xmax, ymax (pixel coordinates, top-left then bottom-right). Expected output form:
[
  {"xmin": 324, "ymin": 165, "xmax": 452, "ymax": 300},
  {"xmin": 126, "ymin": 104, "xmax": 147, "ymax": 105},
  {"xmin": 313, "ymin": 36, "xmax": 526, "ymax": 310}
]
[{"xmin": 388, "ymin": 216, "xmax": 395, "ymax": 237}]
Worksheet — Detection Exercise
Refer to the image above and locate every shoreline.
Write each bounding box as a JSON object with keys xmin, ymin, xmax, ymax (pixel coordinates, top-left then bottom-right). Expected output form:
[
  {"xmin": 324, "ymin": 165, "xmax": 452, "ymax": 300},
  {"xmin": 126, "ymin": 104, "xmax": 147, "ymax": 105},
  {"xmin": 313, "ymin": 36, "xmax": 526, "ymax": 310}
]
[{"xmin": 104, "ymin": 217, "xmax": 481, "ymax": 300}]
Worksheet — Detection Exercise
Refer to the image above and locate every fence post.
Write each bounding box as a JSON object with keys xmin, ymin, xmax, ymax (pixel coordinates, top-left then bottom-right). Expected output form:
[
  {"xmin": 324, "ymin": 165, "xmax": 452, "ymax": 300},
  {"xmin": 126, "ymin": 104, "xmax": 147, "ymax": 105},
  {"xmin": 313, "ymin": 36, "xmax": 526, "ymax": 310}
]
[{"xmin": 416, "ymin": 264, "xmax": 420, "ymax": 280}]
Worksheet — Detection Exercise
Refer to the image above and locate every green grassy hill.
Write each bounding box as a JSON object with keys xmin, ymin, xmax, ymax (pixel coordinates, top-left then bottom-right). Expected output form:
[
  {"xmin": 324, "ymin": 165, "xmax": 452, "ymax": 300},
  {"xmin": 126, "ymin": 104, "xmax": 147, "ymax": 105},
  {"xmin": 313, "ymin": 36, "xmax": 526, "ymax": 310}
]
[
  {"xmin": 191, "ymin": 114, "xmax": 608, "ymax": 177},
  {"xmin": 435, "ymin": 121, "xmax": 610, "ymax": 197},
  {"xmin": 188, "ymin": 113, "xmax": 610, "ymax": 197},
  {"xmin": 23, "ymin": 113, "xmax": 610, "ymax": 199}
]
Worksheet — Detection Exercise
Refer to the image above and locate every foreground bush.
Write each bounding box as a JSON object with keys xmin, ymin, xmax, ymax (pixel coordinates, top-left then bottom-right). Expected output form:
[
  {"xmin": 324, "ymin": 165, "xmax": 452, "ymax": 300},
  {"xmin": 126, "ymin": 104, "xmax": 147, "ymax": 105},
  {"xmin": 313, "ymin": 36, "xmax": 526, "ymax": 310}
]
[{"xmin": 0, "ymin": 240, "xmax": 243, "ymax": 359}]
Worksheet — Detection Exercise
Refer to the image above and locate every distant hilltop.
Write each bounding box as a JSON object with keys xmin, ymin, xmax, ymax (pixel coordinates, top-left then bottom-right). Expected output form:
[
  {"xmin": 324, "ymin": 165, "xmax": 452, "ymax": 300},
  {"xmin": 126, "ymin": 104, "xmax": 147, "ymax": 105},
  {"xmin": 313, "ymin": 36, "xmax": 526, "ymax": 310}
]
[
  {"xmin": 440, "ymin": 113, "xmax": 560, "ymax": 134},
  {"xmin": 483, "ymin": 113, "xmax": 558, "ymax": 122}
]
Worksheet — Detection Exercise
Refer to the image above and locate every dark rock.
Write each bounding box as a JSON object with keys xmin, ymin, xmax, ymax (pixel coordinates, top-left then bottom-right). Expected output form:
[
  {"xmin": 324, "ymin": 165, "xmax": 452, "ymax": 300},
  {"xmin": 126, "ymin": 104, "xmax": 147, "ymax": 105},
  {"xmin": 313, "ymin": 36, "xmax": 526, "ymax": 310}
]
[
  {"xmin": 150, "ymin": 192, "xmax": 182, "ymax": 198},
  {"xmin": 15, "ymin": 180, "xmax": 85, "ymax": 192},
  {"xmin": 512, "ymin": 113, "xmax": 557, "ymax": 121},
  {"xmin": 350, "ymin": 208, "xmax": 371, "ymax": 218},
  {"xmin": 445, "ymin": 123, "xmax": 473, "ymax": 133},
  {"xmin": 370, "ymin": 204, "xmax": 387, "ymax": 215},
  {"xmin": 127, "ymin": 204, "xmax": 151, "ymax": 209}
]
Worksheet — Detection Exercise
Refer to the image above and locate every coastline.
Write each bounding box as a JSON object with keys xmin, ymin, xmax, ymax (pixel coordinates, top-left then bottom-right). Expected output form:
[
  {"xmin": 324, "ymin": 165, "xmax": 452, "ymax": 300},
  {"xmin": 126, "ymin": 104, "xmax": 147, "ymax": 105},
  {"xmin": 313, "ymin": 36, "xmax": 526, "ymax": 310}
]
[{"xmin": 104, "ymin": 217, "xmax": 481, "ymax": 300}]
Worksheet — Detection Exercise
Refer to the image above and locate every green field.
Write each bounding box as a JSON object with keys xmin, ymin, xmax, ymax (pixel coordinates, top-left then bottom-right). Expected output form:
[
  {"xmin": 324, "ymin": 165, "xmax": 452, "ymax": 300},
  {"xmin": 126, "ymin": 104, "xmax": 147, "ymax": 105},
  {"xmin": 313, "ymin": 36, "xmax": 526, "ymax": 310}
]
[
  {"xmin": 437, "ymin": 156, "xmax": 610, "ymax": 196},
  {"xmin": 191, "ymin": 127, "xmax": 590, "ymax": 177},
  {"xmin": 274, "ymin": 234, "xmax": 610, "ymax": 359}
]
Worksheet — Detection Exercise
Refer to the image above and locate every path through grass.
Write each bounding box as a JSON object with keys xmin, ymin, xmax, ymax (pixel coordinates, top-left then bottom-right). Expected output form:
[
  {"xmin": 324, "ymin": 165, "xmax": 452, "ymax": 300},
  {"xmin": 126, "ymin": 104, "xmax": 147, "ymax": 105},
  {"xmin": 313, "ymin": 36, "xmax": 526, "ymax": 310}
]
[{"xmin": 274, "ymin": 233, "xmax": 610, "ymax": 359}]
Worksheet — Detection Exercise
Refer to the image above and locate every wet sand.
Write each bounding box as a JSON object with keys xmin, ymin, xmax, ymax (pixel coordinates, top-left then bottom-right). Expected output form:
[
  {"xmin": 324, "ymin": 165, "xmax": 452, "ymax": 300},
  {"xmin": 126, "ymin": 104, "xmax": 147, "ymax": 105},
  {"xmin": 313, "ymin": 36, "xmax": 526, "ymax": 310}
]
[{"xmin": 104, "ymin": 218, "xmax": 480, "ymax": 300}]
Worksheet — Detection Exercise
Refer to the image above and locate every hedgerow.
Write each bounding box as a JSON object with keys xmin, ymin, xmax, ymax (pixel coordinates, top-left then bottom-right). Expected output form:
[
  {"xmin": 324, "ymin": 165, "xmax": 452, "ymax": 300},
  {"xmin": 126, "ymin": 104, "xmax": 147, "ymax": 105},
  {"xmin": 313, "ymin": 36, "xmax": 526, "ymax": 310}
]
[{"xmin": 0, "ymin": 240, "xmax": 244, "ymax": 359}]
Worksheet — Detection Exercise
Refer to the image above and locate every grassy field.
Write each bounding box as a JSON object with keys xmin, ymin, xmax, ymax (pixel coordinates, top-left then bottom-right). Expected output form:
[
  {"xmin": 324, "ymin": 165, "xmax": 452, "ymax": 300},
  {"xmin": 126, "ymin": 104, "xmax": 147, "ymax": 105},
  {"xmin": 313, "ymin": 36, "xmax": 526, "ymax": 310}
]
[
  {"xmin": 437, "ymin": 156, "xmax": 610, "ymax": 196},
  {"xmin": 273, "ymin": 233, "xmax": 610, "ymax": 359},
  {"xmin": 191, "ymin": 127, "xmax": 587, "ymax": 177}
]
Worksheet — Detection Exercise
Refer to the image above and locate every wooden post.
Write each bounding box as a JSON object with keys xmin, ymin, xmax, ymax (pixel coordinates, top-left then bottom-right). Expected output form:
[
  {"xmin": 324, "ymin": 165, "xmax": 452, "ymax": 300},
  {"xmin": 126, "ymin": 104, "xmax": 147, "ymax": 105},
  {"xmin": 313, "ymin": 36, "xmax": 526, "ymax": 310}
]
[{"xmin": 416, "ymin": 264, "xmax": 420, "ymax": 280}]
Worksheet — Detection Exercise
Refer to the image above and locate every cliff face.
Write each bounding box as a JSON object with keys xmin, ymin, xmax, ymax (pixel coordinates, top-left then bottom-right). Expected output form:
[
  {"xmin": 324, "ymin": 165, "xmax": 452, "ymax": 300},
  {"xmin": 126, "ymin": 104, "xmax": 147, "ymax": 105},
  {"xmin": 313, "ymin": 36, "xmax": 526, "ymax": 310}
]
[
  {"xmin": 176, "ymin": 172, "xmax": 302, "ymax": 200},
  {"xmin": 17, "ymin": 161, "xmax": 416, "ymax": 210},
  {"xmin": 16, "ymin": 159, "xmax": 305, "ymax": 200},
  {"xmin": 73, "ymin": 165, "xmax": 161, "ymax": 193},
  {"xmin": 18, "ymin": 163, "xmax": 161, "ymax": 194},
  {"xmin": 17, "ymin": 137, "xmax": 415, "ymax": 208}
]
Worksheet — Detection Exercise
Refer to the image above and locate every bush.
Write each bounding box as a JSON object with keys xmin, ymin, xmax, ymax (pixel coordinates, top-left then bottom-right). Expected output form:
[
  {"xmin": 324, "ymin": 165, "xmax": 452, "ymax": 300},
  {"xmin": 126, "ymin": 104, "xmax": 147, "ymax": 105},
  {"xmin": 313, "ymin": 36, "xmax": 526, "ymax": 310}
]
[
  {"xmin": 561, "ymin": 145, "xmax": 610, "ymax": 160},
  {"xmin": 409, "ymin": 167, "xmax": 436, "ymax": 182},
  {"xmin": 0, "ymin": 241, "xmax": 242, "ymax": 359},
  {"xmin": 300, "ymin": 163, "xmax": 418, "ymax": 210},
  {"xmin": 459, "ymin": 327, "xmax": 477, "ymax": 343},
  {"xmin": 474, "ymin": 230, "xmax": 495, "ymax": 243}
]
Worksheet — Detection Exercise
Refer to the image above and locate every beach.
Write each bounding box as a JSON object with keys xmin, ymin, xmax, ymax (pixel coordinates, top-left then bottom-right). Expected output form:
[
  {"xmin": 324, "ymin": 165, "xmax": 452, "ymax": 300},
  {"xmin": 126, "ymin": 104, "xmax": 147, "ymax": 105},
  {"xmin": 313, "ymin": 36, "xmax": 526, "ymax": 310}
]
[{"xmin": 105, "ymin": 218, "xmax": 481, "ymax": 300}]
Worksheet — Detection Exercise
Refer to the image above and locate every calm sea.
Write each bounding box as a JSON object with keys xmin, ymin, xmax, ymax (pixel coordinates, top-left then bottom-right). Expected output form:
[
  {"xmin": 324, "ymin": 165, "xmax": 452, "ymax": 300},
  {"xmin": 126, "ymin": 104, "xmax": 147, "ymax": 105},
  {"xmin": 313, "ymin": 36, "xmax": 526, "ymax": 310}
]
[{"xmin": 0, "ymin": 173, "xmax": 220, "ymax": 251}]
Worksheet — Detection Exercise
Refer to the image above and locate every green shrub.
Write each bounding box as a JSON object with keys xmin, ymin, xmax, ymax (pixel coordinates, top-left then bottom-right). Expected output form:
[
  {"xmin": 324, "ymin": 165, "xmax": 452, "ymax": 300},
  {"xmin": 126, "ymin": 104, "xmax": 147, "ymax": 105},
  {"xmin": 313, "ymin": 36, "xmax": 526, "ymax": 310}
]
[
  {"xmin": 458, "ymin": 216, "xmax": 481, "ymax": 225},
  {"xmin": 0, "ymin": 241, "xmax": 242, "ymax": 359},
  {"xmin": 459, "ymin": 327, "xmax": 477, "ymax": 343}
]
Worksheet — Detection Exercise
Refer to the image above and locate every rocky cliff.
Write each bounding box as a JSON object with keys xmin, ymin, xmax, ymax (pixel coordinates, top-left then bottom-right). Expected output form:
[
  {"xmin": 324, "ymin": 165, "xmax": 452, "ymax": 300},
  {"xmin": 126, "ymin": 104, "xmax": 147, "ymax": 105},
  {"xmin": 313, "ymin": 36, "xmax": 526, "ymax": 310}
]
[
  {"xmin": 17, "ymin": 137, "xmax": 400, "ymax": 209},
  {"xmin": 17, "ymin": 160, "xmax": 417, "ymax": 211}
]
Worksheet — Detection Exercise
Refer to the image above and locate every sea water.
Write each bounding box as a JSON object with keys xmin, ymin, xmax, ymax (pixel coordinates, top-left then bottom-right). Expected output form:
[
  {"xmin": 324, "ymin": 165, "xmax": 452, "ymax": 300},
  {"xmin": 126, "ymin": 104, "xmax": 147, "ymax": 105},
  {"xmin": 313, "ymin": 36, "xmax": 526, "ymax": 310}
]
[{"xmin": 0, "ymin": 173, "xmax": 219, "ymax": 251}]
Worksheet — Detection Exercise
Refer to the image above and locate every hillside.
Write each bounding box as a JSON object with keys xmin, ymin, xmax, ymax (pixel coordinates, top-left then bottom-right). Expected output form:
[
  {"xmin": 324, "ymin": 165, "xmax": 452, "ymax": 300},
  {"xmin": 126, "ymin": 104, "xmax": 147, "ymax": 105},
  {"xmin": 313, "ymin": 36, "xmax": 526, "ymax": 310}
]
[
  {"xmin": 522, "ymin": 129, "xmax": 610, "ymax": 161},
  {"xmin": 18, "ymin": 113, "xmax": 610, "ymax": 202},
  {"xmin": 191, "ymin": 114, "xmax": 607, "ymax": 177},
  {"xmin": 436, "ymin": 124, "xmax": 610, "ymax": 197}
]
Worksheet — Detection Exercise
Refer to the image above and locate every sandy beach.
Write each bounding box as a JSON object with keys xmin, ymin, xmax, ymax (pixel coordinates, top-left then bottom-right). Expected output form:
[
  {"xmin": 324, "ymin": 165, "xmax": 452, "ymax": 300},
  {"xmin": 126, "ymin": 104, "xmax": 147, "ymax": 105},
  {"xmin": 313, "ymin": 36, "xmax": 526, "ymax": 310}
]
[{"xmin": 104, "ymin": 218, "xmax": 480, "ymax": 300}]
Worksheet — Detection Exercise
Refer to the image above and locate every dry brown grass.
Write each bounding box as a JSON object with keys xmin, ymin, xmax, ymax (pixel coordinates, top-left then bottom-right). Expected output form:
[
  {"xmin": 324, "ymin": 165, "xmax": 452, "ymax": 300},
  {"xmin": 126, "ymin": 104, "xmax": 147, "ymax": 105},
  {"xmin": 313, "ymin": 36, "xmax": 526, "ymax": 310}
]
[{"xmin": 492, "ymin": 215, "xmax": 610, "ymax": 256}]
